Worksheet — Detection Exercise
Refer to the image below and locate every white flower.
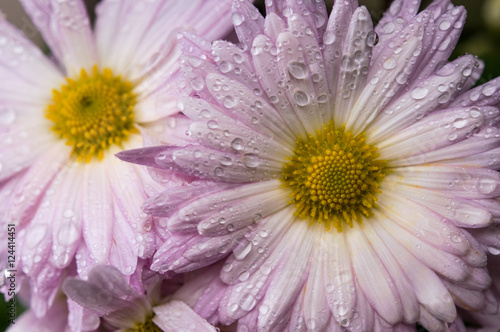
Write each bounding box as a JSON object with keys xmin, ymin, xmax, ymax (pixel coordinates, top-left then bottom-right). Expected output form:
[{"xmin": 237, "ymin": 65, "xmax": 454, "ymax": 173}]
[
  {"xmin": 118, "ymin": 0, "xmax": 500, "ymax": 331},
  {"xmin": 0, "ymin": 0, "xmax": 231, "ymax": 317}
]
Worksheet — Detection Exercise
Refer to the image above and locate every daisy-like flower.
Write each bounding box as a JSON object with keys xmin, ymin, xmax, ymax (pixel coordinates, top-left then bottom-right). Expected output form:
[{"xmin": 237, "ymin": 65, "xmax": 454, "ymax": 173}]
[
  {"xmin": 119, "ymin": 0, "xmax": 500, "ymax": 330},
  {"xmin": 63, "ymin": 265, "xmax": 217, "ymax": 332},
  {"xmin": 0, "ymin": 0, "xmax": 231, "ymax": 316}
]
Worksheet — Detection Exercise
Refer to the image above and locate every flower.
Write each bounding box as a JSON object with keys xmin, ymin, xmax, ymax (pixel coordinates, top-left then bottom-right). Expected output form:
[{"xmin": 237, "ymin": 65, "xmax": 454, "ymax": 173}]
[
  {"xmin": 119, "ymin": 0, "xmax": 500, "ymax": 330},
  {"xmin": 63, "ymin": 265, "xmax": 217, "ymax": 332},
  {"xmin": 0, "ymin": 0, "xmax": 231, "ymax": 316},
  {"xmin": 7, "ymin": 294, "xmax": 73, "ymax": 332}
]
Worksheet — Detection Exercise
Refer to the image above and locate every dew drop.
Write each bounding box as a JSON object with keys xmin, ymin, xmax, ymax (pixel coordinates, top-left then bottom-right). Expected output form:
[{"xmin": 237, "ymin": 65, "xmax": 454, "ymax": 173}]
[
  {"xmin": 482, "ymin": 85, "xmax": 496, "ymax": 97},
  {"xmin": 287, "ymin": 61, "xmax": 309, "ymax": 79},
  {"xmin": 381, "ymin": 21, "xmax": 395, "ymax": 34},
  {"xmin": 453, "ymin": 118, "xmax": 467, "ymax": 129},
  {"xmin": 411, "ymin": 86, "xmax": 429, "ymax": 100},
  {"xmin": 238, "ymin": 271, "xmax": 250, "ymax": 281},
  {"xmin": 462, "ymin": 67, "xmax": 472, "ymax": 77},
  {"xmin": 478, "ymin": 178, "xmax": 496, "ymax": 194},
  {"xmin": 233, "ymin": 53, "xmax": 244, "ymax": 64},
  {"xmin": 214, "ymin": 167, "xmax": 224, "ymax": 176},
  {"xmin": 219, "ymin": 156, "xmax": 233, "ymax": 166},
  {"xmin": 242, "ymin": 153, "xmax": 260, "ymax": 168},
  {"xmin": 294, "ymin": 90, "xmax": 310, "ymax": 106},
  {"xmin": 469, "ymin": 107, "xmax": 481, "ymax": 118},
  {"xmin": 317, "ymin": 94, "xmax": 328, "ymax": 103},
  {"xmin": 239, "ymin": 293, "xmax": 256, "ymax": 311},
  {"xmin": 232, "ymin": 13, "xmax": 245, "ymax": 26},
  {"xmin": 223, "ymin": 96, "xmax": 237, "ymax": 108},
  {"xmin": 190, "ymin": 77, "xmax": 204, "ymax": 91},
  {"xmin": 200, "ymin": 109, "xmax": 211, "ymax": 118},
  {"xmin": 323, "ymin": 31, "xmax": 335, "ymax": 45},
  {"xmin": 57, "ymin": 223, "xmax": 80, "ymax": 246},
  {"xmin": 207, "ymin": 120, "xmax": 218, "ymax": 129},
  {"xmin": 439, "ymin": 20, "xmax": 451, "ymax": 31},
  {"xmin": 383, "ymin": 57, "xmax": 396, "ymax": 70},
  {"xmin": 219, "ymin": 60, "xmax": 233, "ymax": 73},
  {"xmin": 366, "ymin": 30, "xmax": 379, "ymax": 47},
  {"xmin": 231, "ymin": 138, "xmax": 244, "ymax": 150}
]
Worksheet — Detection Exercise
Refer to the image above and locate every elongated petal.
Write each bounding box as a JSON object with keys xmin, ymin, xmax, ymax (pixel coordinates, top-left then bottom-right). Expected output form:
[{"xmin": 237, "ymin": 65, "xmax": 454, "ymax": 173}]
[{"xmin": 20, "ymin": 0, "xmax": 96, "ymax": 75}]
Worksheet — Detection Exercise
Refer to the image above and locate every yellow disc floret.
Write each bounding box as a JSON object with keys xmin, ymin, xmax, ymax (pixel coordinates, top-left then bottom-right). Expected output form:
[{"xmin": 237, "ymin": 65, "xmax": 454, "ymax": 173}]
[
  {"xmin": 45, "ymin": 65, "xmax": 137, "ymax": 162},
  {"xmin": 130, "ymin": 314, "xmax": 162, "ymax": 332},
  {"xmin": 281, "ymin": 121, "xmax": 386, "ymax": 232}
]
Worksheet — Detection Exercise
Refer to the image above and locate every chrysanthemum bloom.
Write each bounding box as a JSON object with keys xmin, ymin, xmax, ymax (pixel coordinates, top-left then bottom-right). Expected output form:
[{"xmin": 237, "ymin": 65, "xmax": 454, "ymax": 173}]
[
  {"xmin": 63, "ymin": 265, "xmax": 217, "ymax": 332},
  {"xmin": 0, "ymin": 0, "xmax": 231, "ymax": 316},
  {"xmin": 456, "ymin": 254, "xmax": 500, "ymax": 331},
  {"xmin": 118, "ymin": 0, "xmax": 500, "ymax": 330}
]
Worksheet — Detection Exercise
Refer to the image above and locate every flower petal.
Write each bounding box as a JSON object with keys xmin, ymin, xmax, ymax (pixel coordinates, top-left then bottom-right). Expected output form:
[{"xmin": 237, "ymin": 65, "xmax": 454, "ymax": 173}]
[
  {"xmin": 20, "ymin": 0, "xmax": 96, "ymax": 75},
  {"xmin": 367, "ymin": 55, "xmax": 478, "ymax": 143},
  {"xmin": 153, "ymin": 300, "xmax": 216, "ymax": 332},
  {"xmin": 394, "ymin": 165, "xmax": 500, "ymax": 199}
]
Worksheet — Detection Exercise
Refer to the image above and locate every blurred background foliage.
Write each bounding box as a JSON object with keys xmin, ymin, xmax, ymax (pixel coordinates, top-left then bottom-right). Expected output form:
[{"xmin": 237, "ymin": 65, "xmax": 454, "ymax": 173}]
[{"xmin": 0, "ymin": 0, "xmax": 499, "ymax": 331}]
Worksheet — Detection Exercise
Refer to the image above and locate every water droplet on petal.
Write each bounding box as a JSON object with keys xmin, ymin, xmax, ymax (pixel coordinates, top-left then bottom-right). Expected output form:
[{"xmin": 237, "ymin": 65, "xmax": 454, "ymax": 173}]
[
  {"xmin": 453, "ymin": 118, "xmax": 467, "ymax": 129},
  {"xmin": 383, "ymin": 57, "xmax": 396, "ymax": 70},
  {"xmin": 287, "ymin": 61, "xmax": 309, "ymax": 79},
  {"xmin": 294, "ymin": 90, "xmax": 310, "ymax": 106},
  {"xmin": 242, "ymin": 153, "xmax": 260, "ymax": 167},
  {"xmin": 219, "ymin": 60, "xmax": 233, "ymax": 73},
  {"xmin": 214, "ymin": 167, "xmax": 224, "ymax": 176},
  {"xmin": 232, "ymin": 13, "xmax": 245, "ymax": 26},
  {"xmin": 411, "ymin": 86, "xmax": 429, "ymax": 100},
  {"xmin": 224, "ymin": 96, "xmax": 237, "ymax": 108},
  {"xmin": 439, "ymin": 20, "xmax": 451, "ymax": 31},
  {"xmin": 239, "ymin": 293, "xmax": 256, "ymax": 311},
  {"xmin": 233, "ymin": 53, "xmax": 244, "ymax": 64},
  {"xmin": 323, "ymin": 31, "xmax": 335, "ymax": 45},
  {"xmin": 58, "ymin": 223, "xmax": 80, "ymax": 246},
  {"xmin": 231, "ymin": 138, "xmax": 244, "ymax": 150}
]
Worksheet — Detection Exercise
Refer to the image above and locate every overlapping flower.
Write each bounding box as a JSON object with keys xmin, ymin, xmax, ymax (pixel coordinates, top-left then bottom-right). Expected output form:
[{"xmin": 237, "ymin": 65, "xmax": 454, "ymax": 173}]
[
  {"xmin": 0, "ymin": 0, "xmax": 231, "ymax": 319},
  {"xmin": 118, "ymin": 0, "xmax": 500, "ymax": 331},
  {"xmin": 2, "ymin": 0, "xmax": 500, "ymax": 331}
]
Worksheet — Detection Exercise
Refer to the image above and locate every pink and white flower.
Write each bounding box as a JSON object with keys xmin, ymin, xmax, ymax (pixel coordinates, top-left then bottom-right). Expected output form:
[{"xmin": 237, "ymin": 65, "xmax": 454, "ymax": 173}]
[
  {"xmin": 0, "ymin": 0, "xmax": 231, "ymax": 317},
  {"xmin": 119, "ymin": 0, "xmax": 500, "ymax": 330},
  {"xmin": 63, "ymin": 265, "xmax": 216, "ymax": 332}
]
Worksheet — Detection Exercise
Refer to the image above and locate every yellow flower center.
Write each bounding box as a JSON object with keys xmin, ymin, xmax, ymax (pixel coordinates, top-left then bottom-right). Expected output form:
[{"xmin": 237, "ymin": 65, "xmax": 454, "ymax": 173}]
[
  {"xmin": 281, "ymin": 121, "xmax": 386, "ymax": 232},
  {"xmin": 129, "ymin": 314, "xmax": 162, "ymax": 332},
  {"xmin": 45, "ymin": 65, "xmax": 137, "ymax": 162}
]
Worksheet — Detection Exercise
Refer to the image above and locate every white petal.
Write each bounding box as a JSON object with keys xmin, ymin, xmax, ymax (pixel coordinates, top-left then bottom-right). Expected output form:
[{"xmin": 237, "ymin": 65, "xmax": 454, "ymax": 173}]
[
  {"xmin": 82, "ymin": 162, "xmax": 113, "ymax": 264},
  {"xmin": 49, "ymin": 163, "xmax": 83, "ymax": 268},
  {"xmin": 383, "ymin": 181, "xmax": 493, "ymax": 229},
  {"xmin": 7, "ymin": 141, "xmax": 70, "ymax": 228},
  {"xmin": 394, "ymin": 165, "xmax": 500, "ymax": 199},
  {"xmin": 0, "ymin": 17, "xmax": 63, "ymax": 101},
  {"xmin": 335, "ymin": 7, "xmax": 373, "ymax": 127},
  {"xmin": 346, "ymin": 222, "xmax": 403, "ymax": 325},
  {"xmin": 258, "ymin": 221, "xmax": 314, "ymax": 330},
  {"xmin": 302, "ymin": 245, "xmax": 330, "ymax": 331},
  {"xmin": 20, "ymin": 0, "xmax": 96, "ymax": 75},
  {"xmin": 153, "ymin": 301, "xmax": 216, "ymax": 332},
  {"xmin": 0, "ymin": 122, "xmax": 61, "ymax": 182},
  {"xmin": 323, "ymin": 230, "xmax": 356, "ymax": 327},
  {"xmin": 362, "ymin": 221, "xmax": 419, "ymax": 323},
  {"xmin": 372, "ymin": 215, "xmax": 457, "ymax": 323},
  {"xmin": 367, "ymin": 55, "xmax": 477, "ymax": 144}
]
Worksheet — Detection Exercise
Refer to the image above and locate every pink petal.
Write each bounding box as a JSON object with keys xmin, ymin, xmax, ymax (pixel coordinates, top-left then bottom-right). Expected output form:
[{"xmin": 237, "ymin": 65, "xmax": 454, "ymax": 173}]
[{"xmin": 20, "ymin": 0, "xmax": 96, "ymax": 75}]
